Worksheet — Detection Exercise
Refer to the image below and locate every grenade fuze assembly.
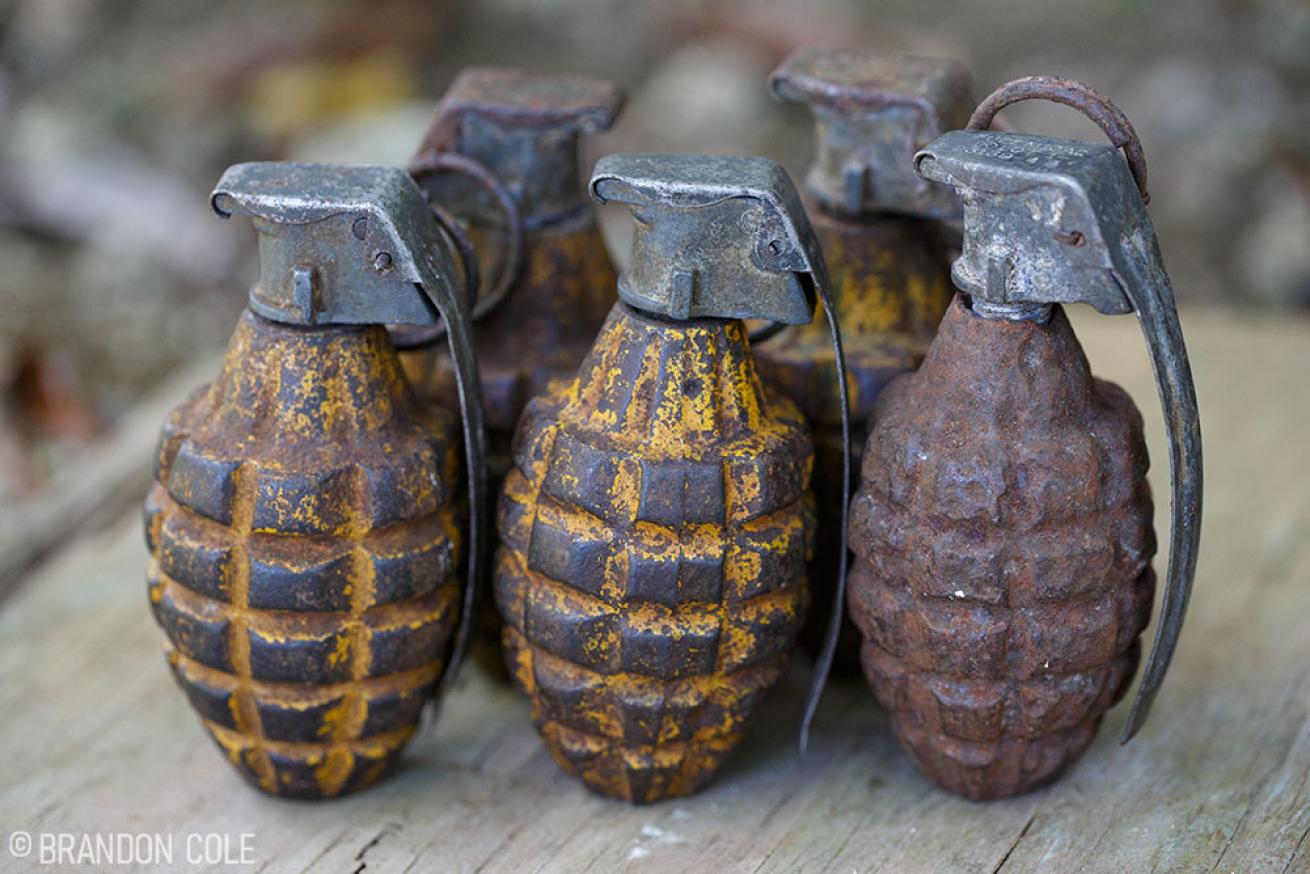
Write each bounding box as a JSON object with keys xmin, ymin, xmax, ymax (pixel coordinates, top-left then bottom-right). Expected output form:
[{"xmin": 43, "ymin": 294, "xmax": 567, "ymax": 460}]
[
  {"xmin": 756, "ymin": 48, "xmax": 972, "ymax": 675},
  {"xmin": 403, "ymin": 67, "xmax": 625, "ymax": 678},
  {"xmin": 145, "ymin": 163, "xmax": 487, "ymax": 798},
  {"xmin": 836, "ymin": 78, "xmax": 1203, "ymax": 799},
  {"xmin": 495, "ymin": 154, "xmax": 852, "ymax": 803}
]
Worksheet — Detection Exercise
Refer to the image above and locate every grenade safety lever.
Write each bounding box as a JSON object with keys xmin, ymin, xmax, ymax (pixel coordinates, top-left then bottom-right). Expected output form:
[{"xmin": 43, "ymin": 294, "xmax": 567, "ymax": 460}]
[
  {"xmin": 211, "ymin": 161, "xmax": 489, "ymax": 694},
  {"xmin": 914, "ymin": 78, "xmax": 1202, "ymax": 742},
  {"xmin": 590, "ymin": 153, "xmax": 851, "ymax": 753}
]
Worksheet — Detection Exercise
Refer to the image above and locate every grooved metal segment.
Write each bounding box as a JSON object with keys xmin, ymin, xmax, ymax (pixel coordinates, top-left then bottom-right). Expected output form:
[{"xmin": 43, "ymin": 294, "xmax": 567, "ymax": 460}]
[
  {"xmin": 404, "ymin": 215, "xmax": 619, "ymax": 680},
  {"xmin": 754, "ymin": 212, "xmax": 956, "ymax": 674},
  {"xmin": 848, "ymin": 297, "xmax": 1155, "ymax": 800},
  {"xmin": 145, "ymin": 310, "xmax": 464, "ymax": 799},
  {"xmin": 495, "ymin": 304, "xmax": 814, "ymax": 803}
]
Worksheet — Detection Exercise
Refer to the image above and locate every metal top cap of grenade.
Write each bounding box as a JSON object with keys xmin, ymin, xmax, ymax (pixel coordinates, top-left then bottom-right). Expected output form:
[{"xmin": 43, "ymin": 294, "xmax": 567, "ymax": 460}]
[
  {"xmin": 913, "ymin": 77, "xmax": 1202, "ymax": 744},
  {"xmin": 591, "ymin": 152, "xmax": 854, "ymax": 754},
  {"xmin": 771, "ymin": 48, "xmax": 973, "ymax": 220},
  {"xmin": 589, "ymin": 153, "xmax": 829, "ymax": 325},
  {"xmin": 212, "ymin": 162, "xmax": 465, "ymax": 328},
  {"xmin": 415, "ymin": 67, "xmax": 625, "ymax": 228},
  {"xmin": 211, "ymin": 159, "xmax": 490, "ymax": 691},
  {"xmin": 916, "ymin": 131, "xmax": 1155, "ymax": 321}
]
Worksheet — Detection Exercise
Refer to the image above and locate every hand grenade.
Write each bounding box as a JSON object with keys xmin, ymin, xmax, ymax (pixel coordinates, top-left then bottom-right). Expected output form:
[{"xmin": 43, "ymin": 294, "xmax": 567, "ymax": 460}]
[
  {"xmin": 840, "ymin": 78, "xmax": 1203, "ymax": 799},
  {"xmin": 495, "ymin": 154, "xmax": 852, "ymax": 803},
  {"xmin": 756, "ymin": 49, "xmax": 972, "ymax": 675},
  {"xmin": 401, "ymin": 67, "xmax": 624, "ymax": 677},
  {"xmin": 144, "ymin": 163, "xmax": 488, "ymax": 799}
]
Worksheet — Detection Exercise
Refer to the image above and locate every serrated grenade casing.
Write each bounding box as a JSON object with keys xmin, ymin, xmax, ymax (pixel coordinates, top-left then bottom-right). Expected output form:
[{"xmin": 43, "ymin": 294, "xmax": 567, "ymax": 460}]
[
  {"xmin": 756, "ymin": 49, "xmax": 972, "ymax": 673},
  {"xmin": 495, "ymin": 154, "xmax": 853, "ymax": 803},
  {"xmin": 403, "ymin": 67, "xmax": 624, "ymax": 679},
  {"xmin": 845, "ymin": 79, "xmax": 1203, "ymax": 799},
  {"xmin": 145, "ymin": 163, "xmax": 488, "ymax": 799}
]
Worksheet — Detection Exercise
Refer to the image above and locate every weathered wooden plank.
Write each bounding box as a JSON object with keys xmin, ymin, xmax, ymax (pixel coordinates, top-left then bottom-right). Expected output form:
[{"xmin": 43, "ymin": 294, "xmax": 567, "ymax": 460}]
[{"xmin": 0, "ymin": 307, "xmax": 1306, "ymax": 873}]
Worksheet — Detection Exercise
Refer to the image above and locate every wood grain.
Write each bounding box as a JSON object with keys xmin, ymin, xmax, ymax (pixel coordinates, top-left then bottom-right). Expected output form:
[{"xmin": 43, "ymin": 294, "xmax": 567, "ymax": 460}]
[{"xmin": 0, "ymin": 307, "xmax": 1306, "ymax": 873}]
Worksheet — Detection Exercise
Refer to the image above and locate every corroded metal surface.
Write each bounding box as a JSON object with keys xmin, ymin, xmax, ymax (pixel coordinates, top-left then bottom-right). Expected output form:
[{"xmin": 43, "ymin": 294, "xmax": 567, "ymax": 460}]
[
  {"xmin": 769, "ymin": 48, "xmax": 973, "ymax": 219},
  {"xmin": 404, "ymin": 70, "xmax": 624, "ymax": 681},
  {"xmin": 965, "ymin": 75, "xmax": 1149, "ymax": 201},
  {"xmin": 146, "ymin": 311, "xmax": 465, "ymax": 799},
  {"xmin": 757, "ymin": 49, "xmax": 967, "ymax": 676},
  {"xmin": 849, "ymin": 297, "xmax": 1155, "ymax": 799},
  {"xmin": 410, "ymin": 217, "xmax": 618, "ymax": 679},
  {"xmin": 918, "ymin": 78, "xmax": 1201, "ymax": 740},
  {"xmin": 496, "ymin": 304, "xmax": 814, "ymax": 803},
  {"xmin": 585, "ymin": 153, "xmax": 849, "ymax": 753},
  {"xmin": 755, "ymin": 210, "xmax": 954, "ymax": 675}
]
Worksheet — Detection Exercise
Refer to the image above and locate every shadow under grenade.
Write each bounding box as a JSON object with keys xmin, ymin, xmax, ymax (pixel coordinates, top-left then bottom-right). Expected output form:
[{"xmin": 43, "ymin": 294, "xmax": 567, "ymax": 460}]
[
  {"xmin": 495, "ymin": 154, "xmax": 852, "ymax": 803},
  {"xmin": 144, "ymin": 162, "xmax": 487, "ymax": 799},
  {"xmin": 755, "ymin": 48, "xmax": 972, "ymax": 675},
  {"xmin": 836, "ymin": 78, "xmax": 1203, "ymax": 799}
]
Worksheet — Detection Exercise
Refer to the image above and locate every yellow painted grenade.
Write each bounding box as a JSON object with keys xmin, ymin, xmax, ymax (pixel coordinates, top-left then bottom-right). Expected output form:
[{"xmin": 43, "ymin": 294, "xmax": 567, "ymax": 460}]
[
  {"xmin": 754, "ymin": 49, "xmax": 973, "ymax": 676},
  {"xmin": 495, "ymin": 154, "xmax": 852, "ymax": 803},
  {"xmin": 399, "ymin": 67, "xmax": 624, "ymax": 678},
  {"xmin": 144, "ymin": 163, "xmax": 487, "ymax": 799},
  {"xmin": 830, "ymin": 78, "xmax": 1203, "ymax": 799}
]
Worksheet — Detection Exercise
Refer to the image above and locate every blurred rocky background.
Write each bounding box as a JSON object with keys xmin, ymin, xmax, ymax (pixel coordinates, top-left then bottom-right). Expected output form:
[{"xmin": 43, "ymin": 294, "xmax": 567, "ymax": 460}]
[{"xmin": 0, "ymin": 0, "xmax": 1306, "ymax": 512}]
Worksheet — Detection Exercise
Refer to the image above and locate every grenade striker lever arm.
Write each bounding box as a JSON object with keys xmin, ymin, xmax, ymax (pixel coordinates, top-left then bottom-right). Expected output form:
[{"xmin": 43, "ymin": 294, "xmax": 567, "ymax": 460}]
[{"xmin": 210, "ymin": 161, "xmax": 489, "ymax": 696}]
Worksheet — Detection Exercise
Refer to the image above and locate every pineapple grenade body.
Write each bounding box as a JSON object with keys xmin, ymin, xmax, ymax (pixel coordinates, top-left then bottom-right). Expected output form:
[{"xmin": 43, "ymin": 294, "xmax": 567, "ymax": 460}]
[
  {"xmin": 145, "ymin": 163, "xmax": 488, "ymax": 799},
  {"xmin": 756, "ymin": 50, "xmax": 972, "ymax": 674},
  {"xmin": 846, "ymin": 79, "xmax": 1202, "ymax": 799},
  {"xmin": 496, "ymin": 154, "xmax": 852, "ymax": 802},
  {"xmin": 404, "ymin": 67, "xmax": 624, "ymax": 680}
]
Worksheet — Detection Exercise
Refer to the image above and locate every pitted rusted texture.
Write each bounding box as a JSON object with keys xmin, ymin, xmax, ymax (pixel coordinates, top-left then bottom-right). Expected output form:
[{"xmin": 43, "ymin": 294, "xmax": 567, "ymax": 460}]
[
  {"xmin": 145, "ymin": 310, "xmax": 464, "ymax": 799},
  {"xmin": 848, "ymin": 296, "xmax": 1155, "ymax": 799},
  {"xmin": 754, "ymin": 210, "xmax": 953, "ymax": 674},
  {"xmin": 405, "ymin": 215, "xmax": 617, "ymax": 676},
  {"xmin": 495, "ymin": 303, "xmax": 814, "ymax": 803}
]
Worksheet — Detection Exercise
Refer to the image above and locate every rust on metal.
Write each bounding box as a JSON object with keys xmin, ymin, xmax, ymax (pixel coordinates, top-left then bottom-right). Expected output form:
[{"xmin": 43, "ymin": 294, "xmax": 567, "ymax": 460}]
[
  {"xmin": 756, "ymin": 49, "xmax": 968, "ymax": 676},
  {"xmin": 493, "ymin": 153, "xmax": 847, "ymax": 801},
  {"xmin": 146, "ymin": 162, "xmax": 487, "ymax": 799},
  {"xmin": 919, "ymin": 77, "xmax": 1200, "ymax": 745},
  {"xmin": 849, "ymin": 296, "xmax": 1156, "ymax": 799},
  {"xmin": 147, "ymin": 312, "xmax": 465, "ymax": 799},
  {"xmin": 496, "ymin": 306, "xmax": 814, "ymax": 803},
  {"xmin": 403, "ymin": 68, "xmax": 624, "ymax": 680},
  {"xmin": 965, "ymin": 75, "xmax": 1149, "ymax": 202}
]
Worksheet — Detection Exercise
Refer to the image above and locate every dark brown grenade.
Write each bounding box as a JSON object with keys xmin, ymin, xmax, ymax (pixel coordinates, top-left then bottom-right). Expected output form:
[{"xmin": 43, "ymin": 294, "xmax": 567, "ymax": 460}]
[
  {"xmin": 402, "ymin": 67, "xmax": 624, "ymax": 679},
  {"xmin": 837, "ymin": 78, "xmax": 1202, "ymax": 799},
  {"xmin": 145, "ymin": 163, "xmax": 489, "ymax": 799},
  {"xmin": 496, "ymin": 154, "xmax": 852, "ymax": 803},
  {"xmin": 755, "ymin": 49, "xmax": 971, "ymax": 674},
  {"xmin": 849, "ymin": 297, "xmax": 1154, "ymax": 798}
]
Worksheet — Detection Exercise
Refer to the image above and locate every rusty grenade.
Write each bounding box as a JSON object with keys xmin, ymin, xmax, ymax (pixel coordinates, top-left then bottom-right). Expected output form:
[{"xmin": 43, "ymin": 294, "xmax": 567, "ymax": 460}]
[
  {"xmin": 402, "ymin": 66, "xmax": 623, "ymax": 465},
  {"xmin": 495, "ymin": 154, "xmax": 852, "ymax": 803},
  {"xmin": 833, "ymin": 78, "xmax": 1203, "ymax": 799},
  {"xmin": 756, "ymin": 48, "xmax": 972, "ymax": 675},
  {"xmin": 401, "ymin": 67, "xmax": 624, "ymax": 678},
  {"xmin": 144, "ymin": 162, "xmax": 488, "ymax": 799}
]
